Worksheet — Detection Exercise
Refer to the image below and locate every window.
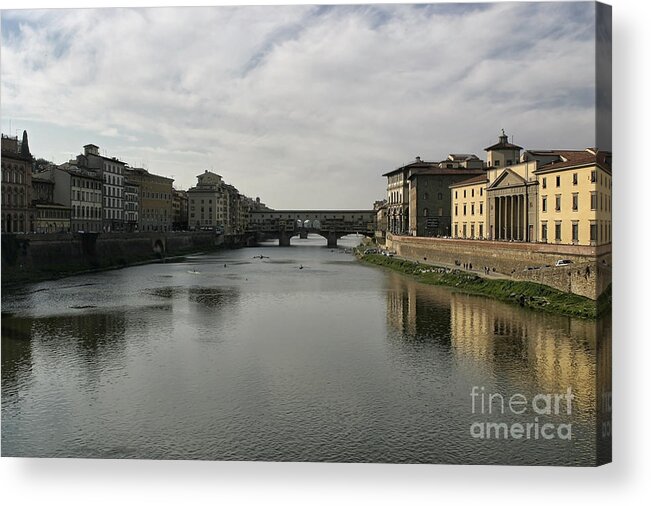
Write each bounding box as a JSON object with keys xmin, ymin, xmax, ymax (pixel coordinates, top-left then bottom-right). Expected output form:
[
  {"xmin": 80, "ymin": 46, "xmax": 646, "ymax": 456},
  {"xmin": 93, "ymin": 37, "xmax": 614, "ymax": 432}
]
[
  {"xmin": 572, "ymin": 222, "xmax": 579, "ymax": 242},
  {"xmin": 542, "ymin": 196, "xmax": 547, "ymax": 212},
  {"xmin": 454, "ymin": 205, "xmax": 458, "ymax": 216},
  {"xmin": 542, "ymin": 177, "xmax": 547, "ymax": 189},
  {"xmin": 494, "ymin": 160, "xmax": 500, "ymax": 167},
  {"xmin": 480, "ymin": 188, "xmax": 483, "ymax": 196},
  {"xmin": 555, "ymin": 195, "xmax": 561, "ymax": 211},
  {"xmin": 591, "ymin": 191, "xmax": 597, "ymax": 210},
  {"xmin": 455, "ymin": 191, "xmax": 458, "ymax": 199},
  {"xmin": 471, "ymin": 203, "xmax": 475, "ymax": 215},
  {"xmin": 573, "ymin": 173, "xmax": 578, "ymax": 185},
  {"xmin": 462, "ymin": 224, "xmax": 467, "ymax": 237},
  {"xmin": 424, "ymin": 192, "xmax": 429, "ymax": 200},
  {"xmin": 556, "ymin": 175, "xmax": 561, "ymax": 187},
  {"xmin": 479, "ymin": 202, "xmax": 483, "ymax": 215},
  {"xmin": 423, "ymin": 208, "xmax": 429, "ymax": 217},
  {"xmin": 591, "ymin": 170, "xmax": 596, "ymax": 182},
  {"xmin": 437, "ymin": 192, "xmax": 443, "ymax": 200},
  {"xmin": 506, "ymin": 160, "xmax": 512, "ymax": 166},
  {"xmin": 572, "ymin": 193, "xmax": 579, "ymax": 211},
  {"xmin": 479, "ymin": 224, "xmax": 483, "ymax": 237},
  {"xmin": 471, "ymin": 224, "xmax": 475, "ymax": 237},
  {"xmin": 541, "ymin": 223, "xmax": 548, "ymax": 241},
  {"xmin": 463, "ymin": 204, "xmax": 467, "ymax": 216},
  {"xmin": 463, "ymin": 190, "xmax": 467, "ymax": 198},
  {"xmin": 471, "ymin": 189, "xmax": 475, "ymax": 197},
  {"xmin": 438, "ymin": 207, "xmax": 443, "ymax": 216},
  {"xmin": 555, "ymin": 222, "xmax": 562, "ymax": 242}
]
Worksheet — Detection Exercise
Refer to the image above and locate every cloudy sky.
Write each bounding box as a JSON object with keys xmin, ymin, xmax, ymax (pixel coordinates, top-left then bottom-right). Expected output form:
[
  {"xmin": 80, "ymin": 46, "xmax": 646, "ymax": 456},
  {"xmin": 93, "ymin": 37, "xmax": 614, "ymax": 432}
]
[{"xmin": 1, "ymin": 2, "xmax": 599, "ymax": 209}]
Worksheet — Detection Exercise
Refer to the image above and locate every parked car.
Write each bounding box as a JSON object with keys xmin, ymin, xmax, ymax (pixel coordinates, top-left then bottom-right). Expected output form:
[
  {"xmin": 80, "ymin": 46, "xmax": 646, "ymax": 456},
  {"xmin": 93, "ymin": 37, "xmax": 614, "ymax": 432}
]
[
  {"xmin": 555, "ymin": 259, "xmax": 573, "ymax": 267},
  {"xmin": 364, "ymin": 248, "xmax": 378, "ymax": 255}
]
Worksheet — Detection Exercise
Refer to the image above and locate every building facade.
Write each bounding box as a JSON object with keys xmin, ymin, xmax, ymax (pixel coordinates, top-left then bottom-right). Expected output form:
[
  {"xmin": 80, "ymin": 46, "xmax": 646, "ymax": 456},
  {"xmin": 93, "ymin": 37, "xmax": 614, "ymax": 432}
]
[
  {"xmin": 124, "ymin": 167, "xmax": 173, "ymax": 232},
  {"xmin": 123, "ymin": 179, "xmax": 140, "ymax": 232},
  {"xmin": 533, "ymin": 149, "xmax": 611, "ymax": 246},
  {"xmin": 408, "ymin": 167, "xmax": 484, "ymax": 237},
  {"xmin": 186, "ymin": 171, "xmax": 262, "ymax": 234},
  {"xmin": 32, "ymin": 203, "xmax": 71, "ymax": 233},
  {"xmin": 1, "ymin": 131, "xmax": 33, "ymax": 233},
  {"xmin": 41, "ymin": 164, "xmax": 103, "ymax": 233},
  {"xmin": 383, "ymin": 158, "xmax": 416, "ymax": 235},
  {"xmin": 187, "ymin": 171, "xmax": 225, "ymax": 231},
  {"xmin": 384, "ymin": 155, "xmax": 484, "ymax": 237},
  {"xmin": 31, "ymin": 175, "xmax": 55, "ymax": 204},
  {"xmin": 82, "ymin": 144, "xmax": 126, "ymax": 232},
  {"xmin": 373, "ymin": 199, "xmax": 388, "ymax": 242},
  {"xmin": 450, "ymin": 175, "xmax": 488, "ymax": 239},
  {"xmin": 172, "ymin": 189, "xmax": 188, "ymax": 231},
  {"xmin": 449, "ymin": 132, "xmax": 612, "ymax": 247}
]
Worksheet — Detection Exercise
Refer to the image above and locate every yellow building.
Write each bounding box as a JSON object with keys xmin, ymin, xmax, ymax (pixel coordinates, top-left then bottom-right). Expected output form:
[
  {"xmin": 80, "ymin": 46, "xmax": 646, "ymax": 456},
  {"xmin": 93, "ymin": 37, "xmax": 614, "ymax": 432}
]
[
  {"xmin": 450, "ymin": 175, "xmax": 488, "ymax": 239},
  {"xmin": 124, "ymin": 167, "xmax": 174, "ymax": 232},
  {"xmin": 449, "ymin": 132, "xmax": 612, "ymax": 247},
  {"xmin": 534, "ymin": 149, "xmax": 611, "ymax": 246}
]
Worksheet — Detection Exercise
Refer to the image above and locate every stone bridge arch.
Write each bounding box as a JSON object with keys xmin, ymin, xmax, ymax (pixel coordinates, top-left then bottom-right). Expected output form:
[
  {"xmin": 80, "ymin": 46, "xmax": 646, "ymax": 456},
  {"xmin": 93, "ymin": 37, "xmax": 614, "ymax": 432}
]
[
  {"xmin": 250, "ymin": 210, "xmax": 376, "ymax": 247},
  {"xmin": 152, "ymin": 236, "xmax": 166, "ymax": 258}
]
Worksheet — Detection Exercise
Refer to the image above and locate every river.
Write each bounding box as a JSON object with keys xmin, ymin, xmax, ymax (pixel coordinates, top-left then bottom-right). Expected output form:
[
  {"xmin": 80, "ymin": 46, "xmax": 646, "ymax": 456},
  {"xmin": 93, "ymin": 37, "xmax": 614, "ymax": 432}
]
[{"xmin": 1, "ymin": 235, "xmax": 607, "ymax": 465}]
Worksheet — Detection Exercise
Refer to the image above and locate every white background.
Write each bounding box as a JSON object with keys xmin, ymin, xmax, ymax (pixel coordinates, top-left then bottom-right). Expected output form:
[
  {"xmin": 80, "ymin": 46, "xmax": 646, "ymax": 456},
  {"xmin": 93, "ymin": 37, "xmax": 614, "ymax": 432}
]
[{"xmin": 1, "ymin": 0, "xmax": 648, "ymax": 504}]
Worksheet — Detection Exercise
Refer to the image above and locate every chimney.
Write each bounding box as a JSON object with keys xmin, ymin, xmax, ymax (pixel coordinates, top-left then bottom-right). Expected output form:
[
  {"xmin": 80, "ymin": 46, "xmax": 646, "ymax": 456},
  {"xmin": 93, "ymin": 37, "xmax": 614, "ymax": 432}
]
[{"xmin": 415, "ymin": 156, "xmax": 421, "ymax": 163}]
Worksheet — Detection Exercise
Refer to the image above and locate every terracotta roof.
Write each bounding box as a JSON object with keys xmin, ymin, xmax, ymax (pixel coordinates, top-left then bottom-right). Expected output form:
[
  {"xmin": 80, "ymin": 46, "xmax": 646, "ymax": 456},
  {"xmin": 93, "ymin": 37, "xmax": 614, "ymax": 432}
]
[
  {"xmin": 484, "ymin": 140, "xmax": 523, "ymax": 151},
  {"xmin": 382, "ymin": 161, "xmax": 435, "ymax": 177},
  {"xmin": 407, "ymin": 167, "xmax": 484, "ymax": 179},
  {"xmin": 449, "ymin": 174, "xmax": 488, "ymax": 188},
  {"xmin": 533, "ymin": 149, "xmax": 611, "ymax": 173},
  {"xmin": 448, "ymin": 153, "xmax": 479, "ymax": 161},
  {"xmin": 484, "ymin": 131, "xmax": 523, "ymax": 152}
]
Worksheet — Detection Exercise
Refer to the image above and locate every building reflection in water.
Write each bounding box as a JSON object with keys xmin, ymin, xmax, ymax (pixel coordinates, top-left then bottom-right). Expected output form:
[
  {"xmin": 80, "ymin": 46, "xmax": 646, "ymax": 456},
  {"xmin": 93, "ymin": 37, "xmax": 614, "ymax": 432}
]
[
  {"xmin": 1, "ymin": 315, "xmax": 35, "ymax": 401},
  {"xmin": 384, "ymin": 272, "xmax": 599, "ymax": 416},
  {"xmin": 385, "ymin": 273, "xmax": 452, "ymax": 348}
]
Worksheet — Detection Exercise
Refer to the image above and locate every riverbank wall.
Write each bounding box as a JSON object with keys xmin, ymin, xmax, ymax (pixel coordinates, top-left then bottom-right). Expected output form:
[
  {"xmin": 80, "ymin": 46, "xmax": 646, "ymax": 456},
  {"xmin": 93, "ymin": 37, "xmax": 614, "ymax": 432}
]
[
  {"xmin": 1, "ymin": 231, "xmax": 250, "ymax": 285},
  {"xmin": 384, "ymin": 234, "xmax": 611, "ymax": 300}
]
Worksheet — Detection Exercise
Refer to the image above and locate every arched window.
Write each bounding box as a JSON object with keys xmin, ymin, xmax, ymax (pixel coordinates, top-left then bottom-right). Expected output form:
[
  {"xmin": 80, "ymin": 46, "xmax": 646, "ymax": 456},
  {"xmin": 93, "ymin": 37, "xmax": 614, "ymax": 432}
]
[{"xmin": 423, "ymin": 208, "xmax": 429, "ymax": 217}]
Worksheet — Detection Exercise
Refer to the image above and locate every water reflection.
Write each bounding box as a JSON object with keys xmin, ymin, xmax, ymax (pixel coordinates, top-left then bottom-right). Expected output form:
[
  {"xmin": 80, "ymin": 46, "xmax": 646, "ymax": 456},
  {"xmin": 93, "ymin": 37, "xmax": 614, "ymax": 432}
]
[
  {"xmin": 188, "ymin": 286, "xmax": 238, "ymax": 310},
  {"xmin": 1, "ymin": 315, "xmax": 34, "ymax": 400},
  {"xmin": 1, "ymin": 237, "xmax": 607, "ymax": 465},
  {"xmin": 384, "ymin": 272, "xmax": 603, "ymax": 464}
]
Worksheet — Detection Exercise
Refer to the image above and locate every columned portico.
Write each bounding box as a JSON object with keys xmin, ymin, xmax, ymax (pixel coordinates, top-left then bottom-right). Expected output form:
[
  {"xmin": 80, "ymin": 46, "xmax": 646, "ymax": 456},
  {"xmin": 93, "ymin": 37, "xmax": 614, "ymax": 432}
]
[{"xmin": 489, "ymin": 184, "xmax": 537, "ymax": 242}]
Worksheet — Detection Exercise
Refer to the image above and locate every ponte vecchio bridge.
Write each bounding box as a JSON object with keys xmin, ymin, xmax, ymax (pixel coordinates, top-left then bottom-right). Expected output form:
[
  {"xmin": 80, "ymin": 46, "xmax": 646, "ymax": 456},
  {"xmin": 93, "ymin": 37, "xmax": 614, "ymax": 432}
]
[{"xmin": 249, "ymin": 210, "xmax": 376, "ymax": 247}]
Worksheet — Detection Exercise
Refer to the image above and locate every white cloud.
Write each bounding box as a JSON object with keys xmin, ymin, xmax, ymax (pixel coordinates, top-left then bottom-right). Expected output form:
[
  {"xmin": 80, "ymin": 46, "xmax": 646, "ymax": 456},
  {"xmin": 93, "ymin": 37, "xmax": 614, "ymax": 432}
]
[{"xmin": 1, "ymin": 3, "xmax": 597, "ymax": 208}]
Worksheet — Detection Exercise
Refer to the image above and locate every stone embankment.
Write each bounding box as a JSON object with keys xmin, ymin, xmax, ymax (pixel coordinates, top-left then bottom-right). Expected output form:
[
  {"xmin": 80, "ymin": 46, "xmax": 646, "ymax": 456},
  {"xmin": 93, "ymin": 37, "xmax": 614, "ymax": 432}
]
[
  {"xmin": 384, "ymin": 234, "xmax": 611, "ymax": 300},
  {"xmin": 1, "ymin": 231, "xmax": 250, "ymax": 285}
]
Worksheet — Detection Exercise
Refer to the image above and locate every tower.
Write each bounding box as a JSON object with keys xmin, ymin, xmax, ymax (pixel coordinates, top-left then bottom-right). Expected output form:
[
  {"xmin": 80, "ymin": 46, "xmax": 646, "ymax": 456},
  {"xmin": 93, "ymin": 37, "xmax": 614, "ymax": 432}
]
[{"xmin": 484, "ymin": 130, "xmax": 522, "ymax": 167}]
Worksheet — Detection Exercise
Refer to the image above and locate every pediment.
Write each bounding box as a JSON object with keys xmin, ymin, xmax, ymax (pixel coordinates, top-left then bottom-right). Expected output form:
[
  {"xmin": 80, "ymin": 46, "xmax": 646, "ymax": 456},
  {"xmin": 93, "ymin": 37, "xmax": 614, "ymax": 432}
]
[{"xmin": 488, "ymin": 169, "xmax": 527, "ymax": 190}]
